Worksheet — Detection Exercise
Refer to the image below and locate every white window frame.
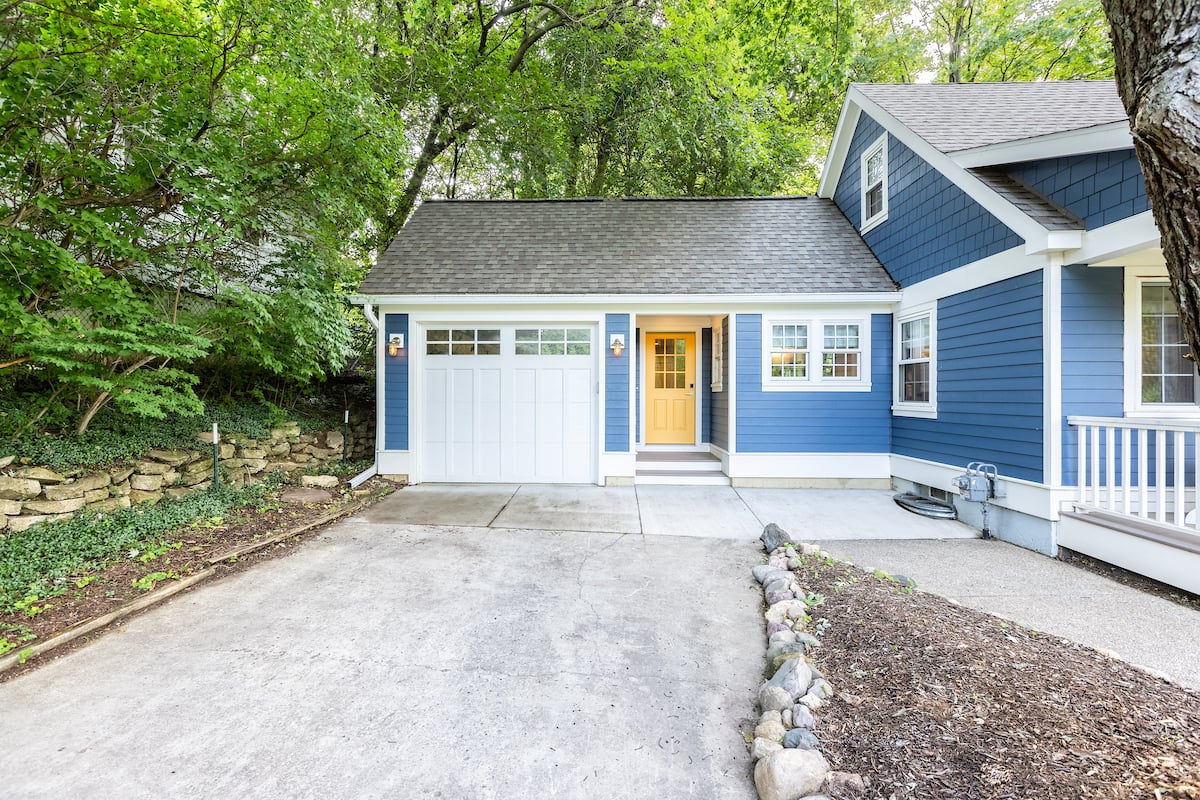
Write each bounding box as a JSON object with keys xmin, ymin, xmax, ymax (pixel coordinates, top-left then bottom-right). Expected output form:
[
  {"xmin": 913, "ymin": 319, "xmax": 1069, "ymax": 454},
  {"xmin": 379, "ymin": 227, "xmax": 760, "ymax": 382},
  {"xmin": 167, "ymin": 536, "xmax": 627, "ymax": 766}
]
[
  {"xmin": 1124, "ymin": 270, "xmax": 1200, "ymax": 418},
  {"xmin": 859, "ymin": 134, "xmax": 888, "ymax": 233},
  {"xmin": 893, "ymin": 307, "xmax": 937, "ymax": 418},
  {"xmin": 711, "ymin": 322, "xmax": 725, "ymax": 393},
  {"xmin": 761, "ymin": 315, "xmax": 872, "ymax": 392}
]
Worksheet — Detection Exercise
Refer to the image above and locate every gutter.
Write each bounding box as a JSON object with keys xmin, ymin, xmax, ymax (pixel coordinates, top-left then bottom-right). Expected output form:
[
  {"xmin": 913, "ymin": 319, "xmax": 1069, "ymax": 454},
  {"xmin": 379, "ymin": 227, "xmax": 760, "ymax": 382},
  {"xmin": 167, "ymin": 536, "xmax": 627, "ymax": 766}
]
[{"xmin": 349, "ymin": 302, "xmax": 381, "ymax": 488}]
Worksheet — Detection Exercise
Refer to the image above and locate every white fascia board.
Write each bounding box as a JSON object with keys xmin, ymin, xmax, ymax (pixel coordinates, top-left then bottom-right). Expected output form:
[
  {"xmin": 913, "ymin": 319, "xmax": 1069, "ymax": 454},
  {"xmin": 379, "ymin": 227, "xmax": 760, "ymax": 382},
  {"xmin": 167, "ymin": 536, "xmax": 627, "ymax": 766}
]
[
  {"xmin": 950, "ymin": 123, "xmax": 1134, "ymax": 169},
  {"xmin": 899, "ymin": 244, "xmax": 1046, "ymax": 308},
  {"xmin": 817, "ymin": 98, "xmax": 862, "ymax": 198},
  {"xmin": 353, "ymin": 292, "xmax": 901, "ymax": 310},
  {"xmin": 1071, "ymin": 211, "xmax": 1160, "ymax": 265},
  {"xmin": 1027, "ymin": 230, "xmax": 1083, "ymax": 255},
  {"xmin": 848, "ymin": 91, "xmax": 1063, "ymax": 249}
]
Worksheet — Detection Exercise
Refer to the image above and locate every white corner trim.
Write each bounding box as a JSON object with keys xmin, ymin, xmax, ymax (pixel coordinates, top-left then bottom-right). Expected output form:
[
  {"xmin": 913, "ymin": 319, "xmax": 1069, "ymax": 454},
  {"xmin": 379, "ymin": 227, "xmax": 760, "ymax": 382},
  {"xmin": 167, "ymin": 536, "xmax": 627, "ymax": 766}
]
[
  {"xmin": 950, "ymin": 122, "xmax": 1134, "ymax": 168},
  {"xmin": 377, "ymin": 450, "xmax": 415, "ymax": 481},
  {"xmin": 1073, "ymin": 212, "xmax": 1161, "ymax": 265},
  {"xmin": 599, "ymin": 451, "xmax": 636, "ymax": 482},
  {"xmin": 1044, "ymin": 257, "xmax": 1064, "ymax": 487}
]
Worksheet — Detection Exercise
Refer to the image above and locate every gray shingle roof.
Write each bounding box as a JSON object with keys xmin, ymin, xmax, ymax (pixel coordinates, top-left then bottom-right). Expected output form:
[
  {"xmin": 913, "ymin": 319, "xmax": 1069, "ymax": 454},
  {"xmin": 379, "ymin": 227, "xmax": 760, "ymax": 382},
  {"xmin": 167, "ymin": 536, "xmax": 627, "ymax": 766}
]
[
  {"xmin": 970, "ymin": 168, "xmax": 1084, "ymax": 230},
  {"xmin": 357, "ymin": 197, "xmax": 896, "ymax": 296},
  {"xmin": 854, "ymin": 81, "xmax": 1128, "ymax": 153}
]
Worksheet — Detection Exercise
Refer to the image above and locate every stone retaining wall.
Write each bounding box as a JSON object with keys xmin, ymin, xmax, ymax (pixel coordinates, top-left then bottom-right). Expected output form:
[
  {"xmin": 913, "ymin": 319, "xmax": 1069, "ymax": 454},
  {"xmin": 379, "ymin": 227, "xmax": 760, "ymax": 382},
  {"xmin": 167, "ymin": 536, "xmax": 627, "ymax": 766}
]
[{"xmin": 0, "ymin": 423, "xmax": 361, "ymax": 534}]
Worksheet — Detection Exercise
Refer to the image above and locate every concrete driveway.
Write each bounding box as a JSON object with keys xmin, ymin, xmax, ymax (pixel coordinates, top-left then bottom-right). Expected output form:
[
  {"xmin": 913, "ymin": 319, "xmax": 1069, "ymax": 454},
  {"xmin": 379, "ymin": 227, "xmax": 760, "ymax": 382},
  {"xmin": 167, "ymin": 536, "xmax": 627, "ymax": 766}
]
[{"xmin": 0, "ymin": 514, "xmax": 765, "ymax": 799}]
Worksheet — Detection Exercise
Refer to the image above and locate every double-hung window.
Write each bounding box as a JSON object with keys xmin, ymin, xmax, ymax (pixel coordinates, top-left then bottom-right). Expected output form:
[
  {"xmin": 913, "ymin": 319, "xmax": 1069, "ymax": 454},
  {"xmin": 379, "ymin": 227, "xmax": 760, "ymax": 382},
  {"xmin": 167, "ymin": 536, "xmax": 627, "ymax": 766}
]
[
  {"xmin": 894, "ymin": 310, "xmax": 936, "ymax": 417},
  {"xmin": 1124, "ymin": 275, "xmax": 1200, "ymax": 415},
  {"xmin": 860, "ymin": 134, "xmax": 888, "ymax": 232},
  {"xmin": 763, "ymin": 316, "xmax": 871, "ymax": 391}
]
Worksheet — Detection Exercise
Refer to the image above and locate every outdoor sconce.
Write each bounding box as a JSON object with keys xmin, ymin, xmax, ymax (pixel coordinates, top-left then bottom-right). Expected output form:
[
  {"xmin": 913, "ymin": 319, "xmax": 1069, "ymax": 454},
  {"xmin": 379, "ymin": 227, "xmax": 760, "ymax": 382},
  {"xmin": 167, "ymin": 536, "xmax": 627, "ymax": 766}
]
[
  {"xmin": 388, "ymin": 333, "xmax": 404, "ymax": 357},
  {"xmin": 610, "ymin": 334, "xmax": 625, "ymax": 357}
]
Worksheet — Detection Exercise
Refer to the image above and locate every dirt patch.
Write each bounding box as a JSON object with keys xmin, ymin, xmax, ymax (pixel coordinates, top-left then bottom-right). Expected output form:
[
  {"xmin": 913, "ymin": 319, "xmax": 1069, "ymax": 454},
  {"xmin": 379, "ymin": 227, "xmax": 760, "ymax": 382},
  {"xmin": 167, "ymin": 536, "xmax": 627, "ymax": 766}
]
[
  {"xmin": 0, "ymin": 478, "xmax": 396, "ymax": 682},
  {"xmin": 793, "ymin": 555, "xmax": 1200, "ymax": 799},
  {"xmin": 1058, "ymin": 547, "xmax": 1200, "ymax": 610}
]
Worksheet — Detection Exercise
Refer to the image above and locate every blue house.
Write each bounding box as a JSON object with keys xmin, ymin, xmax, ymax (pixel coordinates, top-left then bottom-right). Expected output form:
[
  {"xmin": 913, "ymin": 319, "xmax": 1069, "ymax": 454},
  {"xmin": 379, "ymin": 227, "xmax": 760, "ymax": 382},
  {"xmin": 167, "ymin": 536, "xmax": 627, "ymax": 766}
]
[{"xmin": 354, "ymin": 81, "xmax": 1199, "ymax": 594}]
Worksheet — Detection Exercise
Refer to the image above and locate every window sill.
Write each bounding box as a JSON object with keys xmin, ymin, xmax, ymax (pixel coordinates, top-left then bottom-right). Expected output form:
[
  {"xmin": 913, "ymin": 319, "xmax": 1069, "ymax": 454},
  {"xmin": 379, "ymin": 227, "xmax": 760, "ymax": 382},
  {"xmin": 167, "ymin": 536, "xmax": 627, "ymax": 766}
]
[
  {"xmin": 860, "ymin": 213, "xmax": 887, "ymax": 234},
  {"xmin": 761, "ymin": 381, "xmax": 873, "ymax": 393},
  {"xmin": 892, "ymin": 404, "xmax": 937, "ymax": 419}
]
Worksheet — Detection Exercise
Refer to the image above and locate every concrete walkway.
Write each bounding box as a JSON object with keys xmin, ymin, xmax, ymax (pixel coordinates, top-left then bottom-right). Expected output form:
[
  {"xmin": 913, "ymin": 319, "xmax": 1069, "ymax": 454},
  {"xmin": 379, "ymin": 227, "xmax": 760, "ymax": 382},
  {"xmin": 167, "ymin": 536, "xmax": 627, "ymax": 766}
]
[
  {"xmin": 364, "ymin": 484, "xmax": 978, "ymax": 541},
  {"xmin": 813, "ymin": 538, "xmax": 1200, "ymax": 690},
  {"xmin": 0, "ymin": 520, "xmax": 765, "ymax": 799}
]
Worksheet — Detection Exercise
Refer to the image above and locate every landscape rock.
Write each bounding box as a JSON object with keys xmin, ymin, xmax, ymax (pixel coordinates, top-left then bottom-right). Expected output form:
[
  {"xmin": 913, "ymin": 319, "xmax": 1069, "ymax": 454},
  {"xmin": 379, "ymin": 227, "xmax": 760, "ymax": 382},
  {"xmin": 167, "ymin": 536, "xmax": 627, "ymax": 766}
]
[
  {"xmin": 180, "ymin": 468, "xmax": 214, "ymax": 486},
  {"xmin": 109, "ymin": 480, "xmax": 131, "ymax": 497},
  {"xmin": 768, "ymin": 630, "xmax": 797, "ymax": 648},
  {"xmin": 91, "ymin": 496, "xmax": 132, "ymax": 513},
  {"xmin": 754, "ymin": 717, "xmax": 787, "ymax": 743},
  {"xmin": 110, "ymin": 467, "xmax": 135, "ymax": 483},
  {"xmin": 301, "ymin": 475, "xmax": 341, "ymax": 489},
  {"xmin": 324, "ymin": 430, "xmax": 345, "ymax": 450},
  {"xmin": 752, "ymin": 737, "xmax": 784, "ymax": 762},
  {"xmin": 240, "ymin": 448, "xmax": 267, "ymax": 460},
  {"xmin": 164, "ymin": 487, "xmax": 193, "ymax": 500},
  {"xmin": 795, "ymin": 632, "xmax": 821, "ymax": 650},
  {"xmin": 767, "ymin": 656, "xmax": 813, "ymax": 701},
  {"xmin": 822, "ymin": 771, "xmax": 867, "ymax": 799},
  {"xmin": 218, "ymin": 444, "xmax": 236, "ymax": 459},
  {"xmin": 0, "ymin": 498, "xmax": 22, "ymax": 515},
  {"xmin": 791, "ymin": 705, "xmax": 816, "ymax": 729},
  {"xmin": 783, "ymin": 727, "xmax": 820, "ymax": 750},
  {"xmin": 281, "ymin": 487, "xmax": 333, "ymax": 505},
  {"xmin": 754, "ymin": 749, "xmax": 830, "ymax": 800},
  {"xmin": 130, "ymin": 473, "xmax": 164, "ymax": 492},
  {"xmin": 766, "ymin": 588, "xmax": 796, "ymax": 605},
  {"xmin": 84, "ymin": 488, "xmax": 110, "ymax": 503},
  {"xmin": 759, "ymin": 684, "xmax": 795, "ymax": 713},
  {"xmin": 241, "ymin": 459, "xmax": 269, "ymax": 473},
  {"xmin": 146, "ymin": 449, "xmax": 191, "ymax": 466},
  {"xmin": 0, "ymin": 454, "xmax": 14, "ymax": 470},
  {"xmin": 765, "ymin": 599, "xmax": 807, "ymax": 624},
  {"xmin": 23, "ymin": 496, "xmax": 87, "ymax": 514},
  {"xmin": 7, "ymin": 514, "xmax": 48, "ymax": 532},
  {"xmin": 15, "ymin": 467, "xmax": 65, "ymax": 484},
  {"xmin": 767, "ymin": 641, "xmax": 809, "ymax": 665},
  {"xmin": 134, "ymin": 460, "xmax": 172, "ymax": 475},
  {"xmin": 129, "ymin": 489, "xmax": 163, "ymax": 504},
  {"xmin": 269, "ymin": 442, "xmax": 291, "ymax": 455},
  {"xmin": 781, "ymin": 708, "xmax": 793, "ymax": 728},
  {"xmin": 763, "ymin": 577, "xmax": 793, "ymax": 594},
  {"xmin": 42, "ymin": 482, "xmax": 85, "ymax": 501},
  {"xmin": 766, "ymin": 621, "xmax": 792, "ymax": 636},
  {"xmin": 761, "ymin": 522, "xmax": 793, "ymax": 552},
  {"xmin": 799, "ymin": 543, "xmax": 821, "ymax": 556},
  {"xmin": 787, "ymin": 556, "xmax": 802, "ymax": 569},
  {"xmin": 797, "ymin": 694, "xmax": 824, "ymax": 711},
  {"xmin": 752, "ymin": 564, "xmax": 776, "ymax": 584},
  {"xmin": 0, "ymin": 476, "xmax": 42, "ymax": 501},
  {"xmin": 809, "ymin": 679, "xmax": 835, "ymax": 699}
]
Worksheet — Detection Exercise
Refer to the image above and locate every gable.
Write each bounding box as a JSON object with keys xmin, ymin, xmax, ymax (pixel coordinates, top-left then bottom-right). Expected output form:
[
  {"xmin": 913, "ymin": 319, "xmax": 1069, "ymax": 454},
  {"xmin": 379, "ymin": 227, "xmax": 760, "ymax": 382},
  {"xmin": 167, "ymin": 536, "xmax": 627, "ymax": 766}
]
[{"xmin": 831, "ymin": 113, "xmax": 1022, "ymax": 287}]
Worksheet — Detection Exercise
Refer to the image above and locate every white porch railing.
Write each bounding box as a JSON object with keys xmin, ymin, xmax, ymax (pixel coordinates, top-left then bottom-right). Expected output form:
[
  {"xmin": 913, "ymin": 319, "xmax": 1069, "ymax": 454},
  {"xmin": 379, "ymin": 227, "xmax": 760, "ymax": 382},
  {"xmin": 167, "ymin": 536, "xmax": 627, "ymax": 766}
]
[{"xmin": 1067, "ymin": 415, "xmax": 1200, "ymax": 530}]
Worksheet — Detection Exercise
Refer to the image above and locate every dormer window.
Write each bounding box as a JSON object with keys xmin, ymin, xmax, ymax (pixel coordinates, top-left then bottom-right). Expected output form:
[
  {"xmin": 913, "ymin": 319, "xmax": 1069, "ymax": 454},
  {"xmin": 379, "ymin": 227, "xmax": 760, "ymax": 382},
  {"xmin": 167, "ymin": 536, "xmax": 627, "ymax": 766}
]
[{"xmin": 860, "ymin": 134, "xmax": 888, "ymax": 232}]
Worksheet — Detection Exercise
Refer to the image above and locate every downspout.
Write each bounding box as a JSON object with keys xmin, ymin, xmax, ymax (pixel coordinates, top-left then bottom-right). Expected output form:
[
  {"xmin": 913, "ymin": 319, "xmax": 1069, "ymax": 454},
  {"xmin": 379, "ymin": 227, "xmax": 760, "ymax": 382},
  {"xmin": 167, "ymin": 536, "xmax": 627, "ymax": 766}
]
[{"xmin": 349, "ymin": 303, "xmax": 381, "ymax": 488}]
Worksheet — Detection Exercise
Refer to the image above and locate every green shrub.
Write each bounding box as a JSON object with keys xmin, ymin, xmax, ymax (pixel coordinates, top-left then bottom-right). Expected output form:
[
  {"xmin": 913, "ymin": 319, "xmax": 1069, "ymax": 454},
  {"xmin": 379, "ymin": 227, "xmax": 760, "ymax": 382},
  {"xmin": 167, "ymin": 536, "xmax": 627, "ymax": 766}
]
[{"xmin": 0, "ymin": 480, "xmax": 277, "ymax": 614}]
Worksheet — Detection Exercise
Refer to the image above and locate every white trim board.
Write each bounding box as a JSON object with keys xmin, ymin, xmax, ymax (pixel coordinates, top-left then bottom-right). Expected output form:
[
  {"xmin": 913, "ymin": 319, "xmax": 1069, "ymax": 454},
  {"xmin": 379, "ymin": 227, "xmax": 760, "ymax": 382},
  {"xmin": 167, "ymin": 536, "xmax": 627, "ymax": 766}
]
[
  {"xmin": 728, "ymin": 452, "xmax": 891, "ymax": 480},
  {"xmin": 890, "ymin": 454, "xmax": 1076, "ymax": 521},
  {"xmin": 950, "ymin": 123, "xmax": 1134, "ymax": 168},
  {"xmin": 353, "ymin": 292, "xmax": 901, "ymax": 308}
]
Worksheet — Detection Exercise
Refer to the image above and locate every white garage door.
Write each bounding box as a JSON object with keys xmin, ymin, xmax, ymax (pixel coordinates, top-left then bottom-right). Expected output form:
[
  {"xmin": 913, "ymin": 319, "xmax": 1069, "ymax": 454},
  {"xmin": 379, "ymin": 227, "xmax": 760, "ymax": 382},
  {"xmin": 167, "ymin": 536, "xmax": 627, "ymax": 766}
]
[{"xmin": 422, "ymin": 325, "xmax": 596, "ymax": 483}]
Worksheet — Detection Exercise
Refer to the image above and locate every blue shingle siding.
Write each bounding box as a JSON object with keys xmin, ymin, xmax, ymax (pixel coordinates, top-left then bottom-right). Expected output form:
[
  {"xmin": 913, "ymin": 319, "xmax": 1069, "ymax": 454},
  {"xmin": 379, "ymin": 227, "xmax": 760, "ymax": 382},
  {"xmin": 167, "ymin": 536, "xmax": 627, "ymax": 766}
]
[
  {"xmin": 605, "ymin": 313, "xmax": 631, "ymax": 452},
  {"xmin": 701, "ymin": 327, "xmax": 712, "ymax": 444},
  {"xmin": 832, "ymin": 114, "xmax": 1022, "ymax": 287},
  {"xmin": 383, "ymin": 313, "xmax": 409, "ymax": 450},
  {"xmin": 1010, "ymin": 150, "xmax": 1148, "ymax": 230},
  {"xmin": 1060, "ymin": 266, "xmax": 1124, "ymax": 485},
  {"xmin": 892, "ymin": 272, "xmax": 1044, "ymax": 482},
  {"xmin": 735, "ymin": 314, "xmax": 892, "ymax": 453},
  {"xmin": 711, "ymin": 317, "xmax": 730, "ymax": 450}
]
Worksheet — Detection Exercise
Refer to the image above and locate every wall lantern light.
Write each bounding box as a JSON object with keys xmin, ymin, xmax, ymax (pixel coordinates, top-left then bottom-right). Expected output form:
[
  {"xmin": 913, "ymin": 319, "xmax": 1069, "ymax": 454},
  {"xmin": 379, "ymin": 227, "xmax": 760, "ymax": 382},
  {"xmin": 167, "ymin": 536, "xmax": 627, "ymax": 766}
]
[
  {"xmin": 610, "ymin": 334, "xmax": 625, "ymax": 357},
  {"xmin": 388, "ymin": 333, "xmax": 405, "ymax": 357}
]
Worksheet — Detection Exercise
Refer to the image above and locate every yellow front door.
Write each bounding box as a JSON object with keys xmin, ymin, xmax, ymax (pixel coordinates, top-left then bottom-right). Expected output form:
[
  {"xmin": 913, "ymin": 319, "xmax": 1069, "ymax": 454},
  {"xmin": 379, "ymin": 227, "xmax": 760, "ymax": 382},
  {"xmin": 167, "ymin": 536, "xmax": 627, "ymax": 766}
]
[{"xmin": 646, "ymin": 332, "xmax": 696, "ymax": 444}]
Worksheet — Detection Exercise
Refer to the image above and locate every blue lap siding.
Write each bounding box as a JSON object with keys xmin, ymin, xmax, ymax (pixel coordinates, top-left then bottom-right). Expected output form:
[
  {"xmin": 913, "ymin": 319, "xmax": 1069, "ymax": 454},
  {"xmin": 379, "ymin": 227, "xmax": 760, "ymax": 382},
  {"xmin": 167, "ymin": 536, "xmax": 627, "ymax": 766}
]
[
  {"xmin": 1060, "ymin": 266, "xmax": 1124, "ymax": 485},
  {"xmin": 893, "ymin": 271, "xmax": 1044, "ymax": 482},
  {"xmin": 833, "ymin": 114, "xmax": 1021, "ymax": 287},
  {"xmin": 735, "ymin": 313, "xmax": 892, "ymax": 453},
  {"xmin": 383, "ymin": 313, "xmax": 409, "ymax": 450},
  {"xmin": 1010, "ymin": 150, "xmax": 1149, "ymax": 230},
  {"xmin": 605, "ymin": 313, "xmax": 631, "ymax": 452}
]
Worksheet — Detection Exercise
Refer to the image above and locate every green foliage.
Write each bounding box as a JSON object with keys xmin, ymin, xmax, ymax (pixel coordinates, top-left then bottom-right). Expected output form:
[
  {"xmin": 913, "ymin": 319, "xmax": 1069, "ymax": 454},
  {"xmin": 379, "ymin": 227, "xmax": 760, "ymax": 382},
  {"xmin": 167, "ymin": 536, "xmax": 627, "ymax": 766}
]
[
  {"xmin": 0, "ymin": 623, "xmax": 35, "ymax": 656},
  {"xmin": 0, "ymin": 481, "xmax": 274, "ymax": 614},
  {"xmin": 2, "ymin": 398, "xmax": 336, "ymax": 471},
  {"xmin": 131, "ymin": 570, "xmax": 180, "ymax": 591}
]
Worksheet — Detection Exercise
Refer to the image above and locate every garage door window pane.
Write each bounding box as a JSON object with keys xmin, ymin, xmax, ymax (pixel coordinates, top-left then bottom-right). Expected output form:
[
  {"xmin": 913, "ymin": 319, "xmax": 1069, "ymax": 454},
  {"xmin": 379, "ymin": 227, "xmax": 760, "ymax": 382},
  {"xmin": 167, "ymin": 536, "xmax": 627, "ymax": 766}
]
[
  {"xmin": 427, "ymin": 342, "xmax": 449, "ymax": 355},
  {"xmin": 429, "ymin": 328, "xmax": 501, "ymax": 356},
  {"xmin": 428, "ymin": 329, "xmax": 449, "ymax": 342},
  {"xmin": 515, "ymin": 327, "xmax": 591, "ymax": 355}
]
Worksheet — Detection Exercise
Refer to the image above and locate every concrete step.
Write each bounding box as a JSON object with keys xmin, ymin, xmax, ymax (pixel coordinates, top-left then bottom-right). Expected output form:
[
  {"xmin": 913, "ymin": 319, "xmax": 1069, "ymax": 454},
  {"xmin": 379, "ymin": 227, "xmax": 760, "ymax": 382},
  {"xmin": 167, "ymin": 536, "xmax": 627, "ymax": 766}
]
[
  {"xmin": 635, "ymin": 451, "xmax": 723, "ymax": 472},
  {"xmin": 634, "ymin": 469, "xmax": 730, "ymax": 486}
]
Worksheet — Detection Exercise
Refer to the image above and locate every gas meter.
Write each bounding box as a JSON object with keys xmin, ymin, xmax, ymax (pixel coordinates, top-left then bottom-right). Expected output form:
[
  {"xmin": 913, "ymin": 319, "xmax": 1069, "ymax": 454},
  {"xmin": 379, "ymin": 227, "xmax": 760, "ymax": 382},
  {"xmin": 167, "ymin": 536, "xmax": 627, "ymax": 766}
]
[{"xmin": 953, "ymin": 462, "xmax": 1001, "ymax": 539}]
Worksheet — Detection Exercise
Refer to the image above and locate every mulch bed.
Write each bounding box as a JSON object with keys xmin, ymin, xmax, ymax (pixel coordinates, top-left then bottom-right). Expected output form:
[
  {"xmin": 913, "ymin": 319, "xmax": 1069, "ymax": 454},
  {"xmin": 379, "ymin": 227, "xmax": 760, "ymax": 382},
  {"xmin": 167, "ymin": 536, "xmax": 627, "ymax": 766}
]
[
  {"xmin": 792, "ymin": 556, "xmax": 1200, "ymax": 800},
  {"xmin": 0, "ymin": 478, "xmax": 395, "ymax": 683}
]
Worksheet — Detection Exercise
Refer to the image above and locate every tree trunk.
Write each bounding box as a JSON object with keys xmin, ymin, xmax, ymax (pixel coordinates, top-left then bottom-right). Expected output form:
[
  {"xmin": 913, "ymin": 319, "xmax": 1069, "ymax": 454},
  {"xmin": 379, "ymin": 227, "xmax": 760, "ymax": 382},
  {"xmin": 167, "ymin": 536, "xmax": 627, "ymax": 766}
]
[
  {"xmin": 946, "ymin": 0, "xmax": 973, "ymax": 83},
  {"xmin": 1102, "ymin": 0, "xmax": 1200, "ymax": 357}
]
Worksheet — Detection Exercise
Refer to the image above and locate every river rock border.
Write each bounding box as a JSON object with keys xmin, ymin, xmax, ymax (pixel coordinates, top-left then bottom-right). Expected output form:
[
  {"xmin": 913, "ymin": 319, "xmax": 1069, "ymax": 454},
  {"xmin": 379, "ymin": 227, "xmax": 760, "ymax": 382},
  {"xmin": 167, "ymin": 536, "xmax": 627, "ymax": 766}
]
[
  {"xmin": 749, "ymin": 523, "xmax": 867, "ymax": 800},
  {"xmin": 0, "ymin": 423, "xmax": 355, "ymax": 533}
]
